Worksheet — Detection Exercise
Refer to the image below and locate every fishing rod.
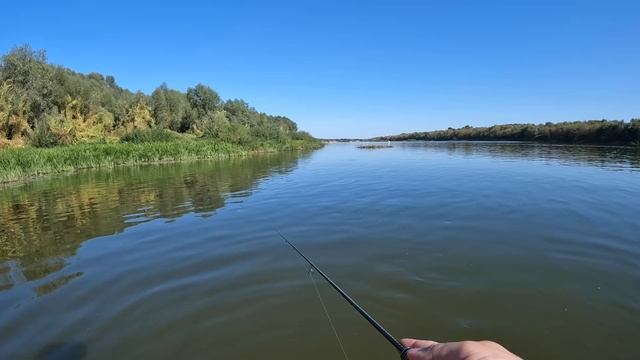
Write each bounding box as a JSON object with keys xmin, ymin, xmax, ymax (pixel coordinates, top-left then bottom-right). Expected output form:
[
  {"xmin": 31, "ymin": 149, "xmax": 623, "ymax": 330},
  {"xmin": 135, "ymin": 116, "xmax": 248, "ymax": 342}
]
[{"xmin": 279, "ymin": 232, "xmax": 410, "ymax": 360}]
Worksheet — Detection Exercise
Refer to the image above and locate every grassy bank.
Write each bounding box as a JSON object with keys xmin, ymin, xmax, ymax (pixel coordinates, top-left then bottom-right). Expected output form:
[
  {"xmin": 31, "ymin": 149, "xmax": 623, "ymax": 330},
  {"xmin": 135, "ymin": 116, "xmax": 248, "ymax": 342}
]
[{"xmin": 0, "ymin": 139, "xmax": 322, "ymax": 183}]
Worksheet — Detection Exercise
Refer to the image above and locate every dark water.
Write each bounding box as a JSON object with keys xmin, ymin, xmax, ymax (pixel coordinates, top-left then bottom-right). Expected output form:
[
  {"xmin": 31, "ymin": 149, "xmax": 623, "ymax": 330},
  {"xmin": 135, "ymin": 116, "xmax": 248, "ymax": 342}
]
[{"xmin": 1, "ymin": 142, "xmax": 639, "ymax": 360}]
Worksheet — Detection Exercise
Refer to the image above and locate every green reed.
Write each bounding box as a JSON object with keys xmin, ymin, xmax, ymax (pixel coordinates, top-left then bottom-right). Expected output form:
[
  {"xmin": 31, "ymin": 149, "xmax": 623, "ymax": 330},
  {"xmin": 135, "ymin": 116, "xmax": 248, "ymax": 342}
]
[{"xmin": 0, "ymin": 139, "xmax": 321, "ymax": 183}]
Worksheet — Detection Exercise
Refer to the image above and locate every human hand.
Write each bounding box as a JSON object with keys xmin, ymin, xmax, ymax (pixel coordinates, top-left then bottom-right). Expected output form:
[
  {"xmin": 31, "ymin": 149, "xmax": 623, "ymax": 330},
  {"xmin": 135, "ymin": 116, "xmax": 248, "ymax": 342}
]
[{"xmin": 401, "ymin": 338, "xmax": 521, "ymax": 360}]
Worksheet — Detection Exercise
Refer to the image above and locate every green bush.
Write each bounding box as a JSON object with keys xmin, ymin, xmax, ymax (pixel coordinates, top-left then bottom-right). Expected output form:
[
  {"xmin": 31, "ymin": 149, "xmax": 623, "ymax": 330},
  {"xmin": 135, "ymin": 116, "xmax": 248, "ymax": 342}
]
[
  {"xmin": 199, "ymin": 111, "xmax": 252, "ymax": 145},
  {"xmin": 120, "ymin": 127, "xmax": 181, "ymax": 143},
  {"xmin": 46, "ymin": 113, "xmax": 76, "ymax": 146},
  {"xmin": 221, "ymin": 123, "xmax": 251, "ymax": 144},
  {"xmin": 29, "ymin": 119, "xmax": 57, "ymax": 148},
  {"xmin": 200, "ymin": 111, "xmax": 229, "ymax": 139},
  {"xmin": 250, "ymin": 122, "xmax": 286, "ymax": 142},
  {"xmin": 292, "ymin": 131, "xmax": 316, "ymax": 141}
]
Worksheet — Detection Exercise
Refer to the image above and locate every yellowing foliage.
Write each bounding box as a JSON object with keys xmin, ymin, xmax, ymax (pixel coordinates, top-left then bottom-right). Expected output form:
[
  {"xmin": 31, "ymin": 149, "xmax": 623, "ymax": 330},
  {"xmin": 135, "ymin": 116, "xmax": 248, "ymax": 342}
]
[
  {"xmin": 0, "ymin": 81, "xmax": 30, "ymax": 146},
  {"xmin": 127, "ymin": 102, "xmax": 153, "ymax": 131},
  {"xmin": 62, "ymin": 96, "xmax": 114, "ymax": 142},
  {"xmin": 47, "ymin": 113, "xmax": 75, "ymax": 145}
]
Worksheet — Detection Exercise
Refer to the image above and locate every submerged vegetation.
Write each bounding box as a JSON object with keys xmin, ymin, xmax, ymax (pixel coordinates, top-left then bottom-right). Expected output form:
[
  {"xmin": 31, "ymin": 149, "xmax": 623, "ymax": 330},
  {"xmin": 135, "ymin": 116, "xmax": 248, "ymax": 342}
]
[
  {"xmin": 375, "ymin": 120, "xmax": 640, "ymax": 145},
  {"xmin": 0, "ymin": 45, "xmax": 320, "ymax": 181}
]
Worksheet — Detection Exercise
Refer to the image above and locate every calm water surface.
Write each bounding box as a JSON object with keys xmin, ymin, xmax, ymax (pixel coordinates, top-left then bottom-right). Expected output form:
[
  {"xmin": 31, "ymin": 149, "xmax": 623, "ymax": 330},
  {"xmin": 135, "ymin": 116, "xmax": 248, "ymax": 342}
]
[{"xmin": 1, "ymin": 142, "xmax": 639, "ymax": 359}]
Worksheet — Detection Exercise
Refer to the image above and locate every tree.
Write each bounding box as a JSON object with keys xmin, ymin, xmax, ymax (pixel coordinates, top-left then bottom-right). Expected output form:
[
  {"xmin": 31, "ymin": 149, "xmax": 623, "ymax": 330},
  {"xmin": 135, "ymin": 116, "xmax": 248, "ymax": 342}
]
[
  {"xmin": 250, "ymin": 120, "xmax": 286, "ymax": 142},
  {"xmin": 631, "ymin": 119, "xmax": 640, "ymax": 143},
  {"xmin": 186, "ymin": 84, "xmax": 221, "ymax": 118},
  {"xmin": 200, "ymin": 110, "xmax": 230, "ymax": 138},
  {"xmin": 151, "ymin": 83, "xmax": 171, "ymax": 128},
  {"xmin": 0, "ymin": 45, "xmax": 313, "ymax": 148},
  {"xmin": 0, "ymin": 45, "xmax": 55, "ymax": 126},
  {"xmin": 151, "ymin": 83, "xmax": 190, "ymax": 131},
  {"xmin": 376, "ymin": 120, "xmax": 640, "ymax": 145},
  {"xmin": 126, "ymin": 97, "xmax": 153, "ymax": 130},
  {"xmin": 87, "ymin": 72, "xmax": 104, "ymax": 82},
  {"xmin": 105, "ymin": 75, "xmax": 116, "ymax": 88},
  {"xmin": 224, "ymin": 99, "xmax": 255, "ymax": 125}
]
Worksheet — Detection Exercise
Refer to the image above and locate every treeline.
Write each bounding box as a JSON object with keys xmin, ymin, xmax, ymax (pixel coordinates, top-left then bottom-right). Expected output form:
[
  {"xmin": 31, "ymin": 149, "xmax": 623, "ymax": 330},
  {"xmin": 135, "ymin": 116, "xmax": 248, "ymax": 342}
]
[
  {"xmin": 0, "ymin": 45, "xmax": 315, "ymax": 148},
  {"xmin": 375, "ymin": 120, "xmax": 640, "ymax": 145}
]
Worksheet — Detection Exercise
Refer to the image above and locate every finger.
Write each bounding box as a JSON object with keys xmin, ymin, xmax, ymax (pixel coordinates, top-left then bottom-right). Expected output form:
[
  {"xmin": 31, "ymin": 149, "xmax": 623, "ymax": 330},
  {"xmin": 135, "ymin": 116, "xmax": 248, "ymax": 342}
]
[
  {"xmin": 401, "ymin": 338, "xmax": 439, "ymax": 349},
  {"xmin": 407, "ymin": 346, "xmax": 438, "ymax": 360}
]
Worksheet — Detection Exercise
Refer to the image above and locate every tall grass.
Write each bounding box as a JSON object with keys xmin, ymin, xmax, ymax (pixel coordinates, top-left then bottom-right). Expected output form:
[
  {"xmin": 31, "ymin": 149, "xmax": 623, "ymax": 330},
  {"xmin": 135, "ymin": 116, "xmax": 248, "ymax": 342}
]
[
  {"xmin": 0, "ymin": 139, "xmax": 321, "ymax": 183},
  {"xmin": 120, "ymin": 127, "xmax": 186, "ymax": 143}
]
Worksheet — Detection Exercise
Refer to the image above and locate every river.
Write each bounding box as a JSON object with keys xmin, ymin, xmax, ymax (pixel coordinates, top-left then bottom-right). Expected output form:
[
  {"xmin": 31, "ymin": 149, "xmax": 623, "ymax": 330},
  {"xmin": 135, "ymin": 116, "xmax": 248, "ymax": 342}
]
[{"xmin": 1, "ymin": 142, "xmax": 639, "ymax": 359}]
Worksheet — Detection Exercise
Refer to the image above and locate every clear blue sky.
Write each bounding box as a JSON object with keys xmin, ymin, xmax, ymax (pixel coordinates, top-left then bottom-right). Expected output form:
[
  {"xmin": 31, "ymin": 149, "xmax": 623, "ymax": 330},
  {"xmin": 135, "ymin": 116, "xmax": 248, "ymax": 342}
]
[{"xmin": 3, "ymin": 0, "xmax": 638, "ymax": 138}]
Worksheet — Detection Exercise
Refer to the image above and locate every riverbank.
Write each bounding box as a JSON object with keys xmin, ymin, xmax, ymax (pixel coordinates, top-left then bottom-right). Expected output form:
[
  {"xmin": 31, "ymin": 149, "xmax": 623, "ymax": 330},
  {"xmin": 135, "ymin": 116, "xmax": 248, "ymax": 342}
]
[
  {"xmin": 0, "ymin": 139, "xmax": 322, "ymax": 183},
  {"xmin": 374, "ymin": 120, "xmax": 640, "ymax": 145}
]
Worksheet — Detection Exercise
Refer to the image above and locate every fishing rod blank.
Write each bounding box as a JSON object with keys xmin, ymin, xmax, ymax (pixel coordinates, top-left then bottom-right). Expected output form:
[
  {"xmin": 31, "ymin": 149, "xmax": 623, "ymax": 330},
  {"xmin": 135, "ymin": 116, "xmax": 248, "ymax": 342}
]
[{"xmin": 279, "ymin": 232, "xmax": 410, "ymax": 360}]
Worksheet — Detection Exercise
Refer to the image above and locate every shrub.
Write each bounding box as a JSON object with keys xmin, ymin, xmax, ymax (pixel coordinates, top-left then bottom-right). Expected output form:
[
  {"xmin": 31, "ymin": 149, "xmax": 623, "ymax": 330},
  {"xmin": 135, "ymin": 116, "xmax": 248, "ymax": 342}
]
[
  {"xmin": 292, "ymin": 131, "xmax": 315, "ymax": 141},
  {"xmin": 200, "ymin": 111, "xmax": 229, "ymax": 139},
  {"xmin": 0, "ymin": 81, "xmax": 30, "ymax": 142},
  {"xmin": 29, "ymin": 118, "xmax": 57, "ymax": 147},
  {"xmin": 222, "ymin": 122, "xmax": 250, "ymax": 144},
  {"xmin": 120, "ymin": 127, "xmax": 180, "ymax": 143},
  {"xmin": 47, "ymin": 113, "xmax": 76, "ymax": 145},
  {"xmin": 250, "ymin": 122, "xmax": 286, "ymax": 142}
]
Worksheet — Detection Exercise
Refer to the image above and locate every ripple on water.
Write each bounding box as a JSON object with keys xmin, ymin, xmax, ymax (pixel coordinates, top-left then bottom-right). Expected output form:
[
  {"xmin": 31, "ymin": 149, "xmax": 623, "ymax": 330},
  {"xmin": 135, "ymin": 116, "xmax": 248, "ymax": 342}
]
[{"xmin": 1, "ymin": 144, "xmax": 639, "ymax": 359}]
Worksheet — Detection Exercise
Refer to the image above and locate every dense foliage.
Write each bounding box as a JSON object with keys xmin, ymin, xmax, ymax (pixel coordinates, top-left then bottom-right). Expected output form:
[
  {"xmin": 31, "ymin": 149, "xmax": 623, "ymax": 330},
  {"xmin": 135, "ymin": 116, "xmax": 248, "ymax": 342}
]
[
  {"xmin": 375, "ymin": 120, "xmax": 640, "ymax": 145},
  {"xmin": 0, "ymin": 45, "xmax": 314, "ymax": 148}
]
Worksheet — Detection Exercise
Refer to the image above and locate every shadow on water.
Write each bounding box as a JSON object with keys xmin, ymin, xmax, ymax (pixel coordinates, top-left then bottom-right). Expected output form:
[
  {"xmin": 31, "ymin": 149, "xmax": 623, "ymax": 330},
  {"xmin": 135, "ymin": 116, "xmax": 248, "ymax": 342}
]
[
  {"xmin": 36, "ymin": 341, "xmax": 87, "ymax": 360},
  {"xmin": 0, "ymin": 150, "xmax": 313, "ymax": 294}
]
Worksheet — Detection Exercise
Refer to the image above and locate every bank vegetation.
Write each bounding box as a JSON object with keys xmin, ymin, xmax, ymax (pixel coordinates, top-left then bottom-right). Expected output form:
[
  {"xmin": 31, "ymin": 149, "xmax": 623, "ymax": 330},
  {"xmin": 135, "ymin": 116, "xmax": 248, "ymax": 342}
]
[
  {"xmin": 0, "ymin": 45, "xmax": 321, "ymax": 182},
  {"xmin": 375, "ymin": 121, "xmax": 640, "ymax": 145}
]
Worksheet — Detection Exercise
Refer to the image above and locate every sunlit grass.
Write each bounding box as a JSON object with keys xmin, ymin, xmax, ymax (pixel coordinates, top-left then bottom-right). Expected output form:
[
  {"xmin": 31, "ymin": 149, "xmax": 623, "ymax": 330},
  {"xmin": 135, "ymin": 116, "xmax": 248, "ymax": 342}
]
[{"xmin": 0, "ymin": 139, "xmax": 321, "ymax": 183}]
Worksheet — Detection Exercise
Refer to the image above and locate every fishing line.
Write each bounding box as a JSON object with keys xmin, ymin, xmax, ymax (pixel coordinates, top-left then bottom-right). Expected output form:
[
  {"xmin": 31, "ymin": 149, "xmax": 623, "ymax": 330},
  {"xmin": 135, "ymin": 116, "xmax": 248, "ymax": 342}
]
[
  {"xmin": 308, "ymin": 268, "xmax": 351, "ymax": 360},
  {"xmin": 284, "ymin": 234, "xmax": 350, "ymax": 359},
  {"xmin": 279, "ymin": 231, "xmax": 410, "ymax": 360}
]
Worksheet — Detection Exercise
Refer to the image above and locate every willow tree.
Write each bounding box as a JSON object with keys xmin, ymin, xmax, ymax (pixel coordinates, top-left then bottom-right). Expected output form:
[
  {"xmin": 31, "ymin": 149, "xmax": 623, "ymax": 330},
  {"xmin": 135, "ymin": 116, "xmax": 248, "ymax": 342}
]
[
  {"xmin": 151, "ymin": 83, "xmax": 190, "ymax": 131},
  {"xmin": 0, "ymin": 45, "xmax": 55, "ymax": 126}
]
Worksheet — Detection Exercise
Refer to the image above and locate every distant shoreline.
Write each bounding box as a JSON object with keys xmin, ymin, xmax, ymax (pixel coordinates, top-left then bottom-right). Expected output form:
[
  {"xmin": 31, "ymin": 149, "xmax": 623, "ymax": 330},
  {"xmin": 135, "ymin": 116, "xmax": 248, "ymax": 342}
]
[{"xmin": 371, "ymin": 120, "xmax": 640, "ymax": 146}]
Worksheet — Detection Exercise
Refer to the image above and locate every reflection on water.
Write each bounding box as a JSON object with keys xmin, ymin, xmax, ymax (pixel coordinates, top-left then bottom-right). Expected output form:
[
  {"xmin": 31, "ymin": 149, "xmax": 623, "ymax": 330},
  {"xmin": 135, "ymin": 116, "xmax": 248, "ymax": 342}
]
[
  {"xmin": 35, "ymin": 342, "xmax": 87, "ymax": 360},
  {"xmin": 397, "ymin": 141, "xmax": 640, "ymax": 171},
  {"xmin": 0, "ymin": 151, "xmax": 310, "ymax": 293},
  {"xmin": 34, "ymin": 272, "xmax": 83, "ymax": 297},
  {"xmin": 1, "ymin": 142, "xmax": 639, "ymax": 360}
]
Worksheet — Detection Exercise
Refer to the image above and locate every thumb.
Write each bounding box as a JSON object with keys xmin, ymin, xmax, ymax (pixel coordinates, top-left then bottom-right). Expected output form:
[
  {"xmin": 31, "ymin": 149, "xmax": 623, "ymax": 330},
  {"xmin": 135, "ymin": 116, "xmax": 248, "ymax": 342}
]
[
  {"xmin": 401, "ymin": 338, "xmax": 439, "ymax": 349},
  {"xmin": 401, "ymin": 338, "xmax": 439, "ymax": 360}
]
